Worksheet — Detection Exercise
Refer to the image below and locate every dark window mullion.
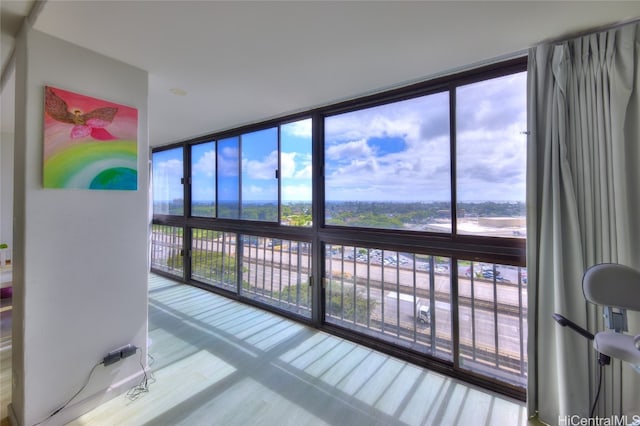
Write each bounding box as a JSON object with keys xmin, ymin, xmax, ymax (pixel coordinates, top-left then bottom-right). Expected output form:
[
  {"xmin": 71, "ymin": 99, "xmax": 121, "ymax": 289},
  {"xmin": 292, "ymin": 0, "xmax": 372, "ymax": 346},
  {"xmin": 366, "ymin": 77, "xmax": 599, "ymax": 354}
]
[
  {"xmin": 215, "ymin": 141, "xmax": 219, "ymax": 218},
  {"xmin": 277, "ymin": 126, "xmax": 282, "ymax": 224},
  {"xmin": 451, "ymin": 256, "xmax": 460, "ymax": 370},
  {"xmin": 214, "ymin": 231, "xmax": 220, "ymax": 284},
  {"xmin": 518, "ymin": 266, "xmax": 525, "ymax": 376},
  {"xmin": 396, "ymin": 251, "xmax": 400, "ymax": 338},
  {"xmin": 340, "ymin": 247, "xmax": 345, "ymax": 321},
  {"xmin": 287, "ymin": 241, "xmax": 293, "ymax": 305},
  {"xmin": 366, "ymin": 248, "xmax": 371, "ymax": 329},
  {"xmin": 353, "ymin": 247, "xmax": 357, "ymax": 324},
  {"xmin": 493, "ymin": 264, "xmax": 500, "ymax": 368},
  {"xmin": 260, "ymin": 236, "xmax": 264, "ymax": 296},
  {"xmin": 312, "ymin": 112, "xmax": 324, "ymax": 326},
  {"xmin": 412, "ymin": 253, "xmax": 417, "ymax": 344},
  {"xmin": 182, "ymin": 144, "xmax": 190, "ymax": 280},
  {"xmin": 471, "ymin": 261, "xmax": 477, "ymax": 363},
  {"xmin": 270, "ymin": 240, "xmax": 275, "ymax": 299},
  {"xmin": 236, "ymin": 234, "xmax": 243, "ymax": 295},
  {"xmin": 296, "ymin": 242, "xmax": 302, "ymax": 309},
  {"xmin": 184, "ymin": 142, "xmax": 192, "ymax": 219},
  {"xmin": 449, "ymin": 87, "xmax": 457, "ymax": 236},
  {"xmin": 278, "ymin": 238, "xmax": 284, "ymax": 299},
  {"xmin": 238, "ymin": 135, "xmax": 243, "ymax": 219},
  {"xmin": 326, "ymin": 245, "xmax": 333, "ymax": 318},
  {"xmin": 381, "ymin": 251, "xmax": 385, "ymax": 334},
  {"xmin": 429, "ymin": 256, "xmax": 436, "ymax": 352},
  {"xmin": 207, "ymin": 230, "xmax": 214, "ymax": 282}
]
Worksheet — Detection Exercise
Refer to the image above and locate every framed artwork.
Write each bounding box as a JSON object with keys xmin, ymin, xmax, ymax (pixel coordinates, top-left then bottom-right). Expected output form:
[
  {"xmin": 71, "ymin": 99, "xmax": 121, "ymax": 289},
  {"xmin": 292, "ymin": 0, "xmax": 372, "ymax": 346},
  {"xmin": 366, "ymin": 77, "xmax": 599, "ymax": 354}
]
[{"xmin": 43, "ymin": 85, "xmax": 138, "ymax": 190}]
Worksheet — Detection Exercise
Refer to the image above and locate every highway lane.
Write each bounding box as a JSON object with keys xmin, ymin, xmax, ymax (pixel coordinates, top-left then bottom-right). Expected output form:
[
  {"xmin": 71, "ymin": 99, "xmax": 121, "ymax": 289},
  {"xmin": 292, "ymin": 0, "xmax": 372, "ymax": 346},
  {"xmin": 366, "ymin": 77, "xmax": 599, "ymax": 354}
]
[{"xmin": 154, "ymin": 235, "xmax": 527, "ymax": 373}]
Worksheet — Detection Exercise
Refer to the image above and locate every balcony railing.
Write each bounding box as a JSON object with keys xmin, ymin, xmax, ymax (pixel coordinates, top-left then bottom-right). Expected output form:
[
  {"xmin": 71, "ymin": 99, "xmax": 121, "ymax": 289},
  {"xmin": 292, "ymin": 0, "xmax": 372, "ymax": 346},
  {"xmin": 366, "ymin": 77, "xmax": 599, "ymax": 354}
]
[
  {"xmin": 151, "ymin": 225, "xmax": 184, "ymax": 277},
  {"xmin": 151, "ymin": 228, "xmax": 527, "ymax": 389}
]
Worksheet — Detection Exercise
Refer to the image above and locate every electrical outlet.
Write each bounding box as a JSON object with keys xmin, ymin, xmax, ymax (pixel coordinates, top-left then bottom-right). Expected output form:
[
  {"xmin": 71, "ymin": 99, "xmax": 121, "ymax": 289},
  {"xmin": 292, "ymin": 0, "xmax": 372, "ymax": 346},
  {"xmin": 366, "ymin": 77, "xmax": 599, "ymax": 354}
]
[
  {"xmin": 103, "ymin": 344, "xmax": 138, "ymax": 366},
  {"xmin": 103, "ymin": 349, "xmax": 122, "ymax": 366},
  {"xmin": 121, "ymin": 344, "xmax": 137, "ymax": 359}
]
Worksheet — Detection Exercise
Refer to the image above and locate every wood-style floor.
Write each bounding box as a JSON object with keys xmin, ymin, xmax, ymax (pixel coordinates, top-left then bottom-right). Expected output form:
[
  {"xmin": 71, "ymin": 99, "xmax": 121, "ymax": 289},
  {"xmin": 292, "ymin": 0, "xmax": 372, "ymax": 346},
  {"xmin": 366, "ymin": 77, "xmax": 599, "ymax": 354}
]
[
  {"xmin": 0, "ymin": 293, "xmax": 12, "ymax": 425},
  {"xmin": 4, "ymin": 274, "xmax": 529, "ymax": 425}
]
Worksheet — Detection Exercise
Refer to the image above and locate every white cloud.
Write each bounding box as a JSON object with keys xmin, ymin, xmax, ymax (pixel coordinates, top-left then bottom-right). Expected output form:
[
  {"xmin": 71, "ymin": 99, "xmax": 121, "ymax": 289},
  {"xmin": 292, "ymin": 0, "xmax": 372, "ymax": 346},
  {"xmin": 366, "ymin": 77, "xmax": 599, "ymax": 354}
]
[
  {"xmin": 280, "ymin": 152, "xmax": 296, "ymax": 179},
  {"xmin": 282, "ymin": 118, "xmax": 312, "ymax": 138},
  {"xmin": 153, "ymin": 158, "xmax": 183, "ymax": 200},
  {"xmin": 326, "ymin": 138, "xmax": 372, "ymax": 160},
  {"xmin": 193, "ymin": 149, "xmax": 216, "ymax": 177},
  {"xmin": 282, "ymin": 183, "xmax": 312, "ymax": 202},
  {"xmin": 322, "ymin": 77, "xmax": 527, "ymax": 202},
  {"xmin": 218, "ymin": 146, "xmax": 239, "ymax": 177},
  {"xmin": 325, "ymin": 131, "xmax": 452, "ymax": 201},
  {"xmin": 246, "ymin": 184, "xmax": 264, "ymax": 194},
  {"xmin": 281, "ymin": 152, "xmax": 312, "ymax": 179},
  {"xmin": 243, "ymin": 150, "xmax": 278, "ymax": 180},
  {"xmin": 294, "ymin": 163, "xmax": 312, "ymax": 179}
]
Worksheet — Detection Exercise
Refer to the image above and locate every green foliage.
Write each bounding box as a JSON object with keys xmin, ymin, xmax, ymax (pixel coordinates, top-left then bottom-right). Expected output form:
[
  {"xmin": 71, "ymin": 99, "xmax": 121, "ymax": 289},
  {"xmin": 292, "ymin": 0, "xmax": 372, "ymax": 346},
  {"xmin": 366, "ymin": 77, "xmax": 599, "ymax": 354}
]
[
  {"xmin": 167, "ymin": 249, "xmax": 237, "ymax": 286},
  {"xmin": 191, "ymin": 204, "xmax": 215, "ymax": 217},
  {"xmin": 284, "ymin": 214, "xmax": 312, "ymax": 226},
  {"xmin": 241, "ymin": 204, "xmax": 278, "ymax": 221},
  {"xmin": 270, "ymin": 278, "xmax": 374, "ymax": 324},
  {"xmin": 152, "ymin": 224, "xmax": 183, "ymax": 237},
  {"xmin": 192, "ymin": 229, "xmax": 222, "ymax": 240},
  {"xmin": 271, "ymin": 281, "xmax": 311, "ymax": 307},
  {"xmin": 190, "ymin": 249, "xmax": 237, "ymax": 282},
  {"xmin": 326, "ymin": 281, "xmax": 377, "ymax": 324},
  {"xmin": 325, "ymin": 201, "xmax": 525, "ymax": 229},
  {"xmin": 166, "ymin": 250, "xmax": 184, "ymax": 270}
]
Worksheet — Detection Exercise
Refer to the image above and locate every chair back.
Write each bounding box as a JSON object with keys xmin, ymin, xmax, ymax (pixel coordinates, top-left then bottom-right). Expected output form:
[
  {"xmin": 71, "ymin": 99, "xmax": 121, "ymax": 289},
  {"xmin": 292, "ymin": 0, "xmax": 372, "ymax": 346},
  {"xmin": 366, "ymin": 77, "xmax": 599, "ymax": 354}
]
[{"xmin": 583, "ymin": 263, "xmax": 640, "ymax": 311}]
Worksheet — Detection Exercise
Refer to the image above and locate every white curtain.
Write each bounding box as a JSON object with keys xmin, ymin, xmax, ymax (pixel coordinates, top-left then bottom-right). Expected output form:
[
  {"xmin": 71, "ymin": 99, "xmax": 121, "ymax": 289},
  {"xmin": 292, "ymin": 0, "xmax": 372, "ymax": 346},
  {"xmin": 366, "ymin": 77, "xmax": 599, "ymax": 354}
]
[{"xmin": 527, "ymin": 21, "xmax": 640, "ymax": 423}]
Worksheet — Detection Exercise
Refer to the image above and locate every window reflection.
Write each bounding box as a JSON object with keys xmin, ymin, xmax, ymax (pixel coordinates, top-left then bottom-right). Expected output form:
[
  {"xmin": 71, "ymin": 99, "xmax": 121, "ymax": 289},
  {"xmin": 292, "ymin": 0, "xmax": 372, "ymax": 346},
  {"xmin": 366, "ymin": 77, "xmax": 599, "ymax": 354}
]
[
  {"xmin": 281, "ymin": 119, "xmax": 312, "ymax": 227},
  {"xmin": 191, "ymin": 141, "xmax": 216, "ymax": 218},
  {"xmin": 324, "ymin": 92, "xmax": 451, "ymax": 231},
  {"xmin": 152, "ymin": 147, "xmax": 183, "ymax": 215},
  {"xmin": 456, "ymin": 72, "xmax": 527, "ymax": 238},
  {"xmin": 218, "ymin": 136, "xmax": 240, "ymax": 219},
  {"xmin": 241, "ymin": 128, "xmax": 278, "ymax": 221}
]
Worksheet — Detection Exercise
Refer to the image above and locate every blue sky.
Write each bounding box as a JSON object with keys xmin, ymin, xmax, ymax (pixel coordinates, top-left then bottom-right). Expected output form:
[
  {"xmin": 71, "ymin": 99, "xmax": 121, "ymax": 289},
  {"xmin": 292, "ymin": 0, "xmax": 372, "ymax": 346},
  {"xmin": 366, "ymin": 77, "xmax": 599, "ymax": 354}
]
[
  {"xmin": 191, "ymin": 141, "xmax": 215, "ymax": 203},
  {"xmin": 324, "ymin": 71, "xmax": 527, "ymax": 202},
  {"xmin": 152, "ymin": 147, "xmax": 183, "ymax": 203},
  {"xmin": 154, "ymin": 72, "xmax": 526, "ymax": 204},
  {"xmin": 154, "ymin": 119, "xmax": 313, "ymax": 204}
]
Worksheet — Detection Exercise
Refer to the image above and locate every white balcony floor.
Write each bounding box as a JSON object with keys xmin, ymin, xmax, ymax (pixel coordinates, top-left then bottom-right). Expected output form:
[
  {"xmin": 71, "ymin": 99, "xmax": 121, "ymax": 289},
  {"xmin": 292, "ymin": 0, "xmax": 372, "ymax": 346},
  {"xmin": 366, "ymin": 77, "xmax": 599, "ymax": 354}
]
[{"xmin": 66, "ymin": 273, "xmax": 527, "ymax": 425}]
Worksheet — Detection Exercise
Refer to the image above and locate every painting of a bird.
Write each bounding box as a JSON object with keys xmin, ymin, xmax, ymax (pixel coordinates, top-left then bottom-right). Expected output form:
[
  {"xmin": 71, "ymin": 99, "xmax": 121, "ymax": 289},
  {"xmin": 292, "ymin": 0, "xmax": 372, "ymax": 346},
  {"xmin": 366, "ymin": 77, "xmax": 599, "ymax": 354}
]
[
  {"xmin": 43, "ymin": 85, "xmax": 138, "ymax": 190},
  {"xmin": 45, "ymin": 86, "xmax": 119, "ymax": 140}
]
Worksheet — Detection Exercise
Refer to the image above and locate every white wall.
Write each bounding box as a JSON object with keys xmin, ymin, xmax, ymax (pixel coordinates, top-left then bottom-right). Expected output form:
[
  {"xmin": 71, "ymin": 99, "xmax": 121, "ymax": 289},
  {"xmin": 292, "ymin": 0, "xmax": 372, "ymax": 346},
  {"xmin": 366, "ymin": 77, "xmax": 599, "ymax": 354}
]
[
  {"xmin": 0, "ymin": 131, "xmax": 13, "ymax": 248},
  {"xmin": 11, "ymin": 28, "xmax": 149, "ymax": 426}
]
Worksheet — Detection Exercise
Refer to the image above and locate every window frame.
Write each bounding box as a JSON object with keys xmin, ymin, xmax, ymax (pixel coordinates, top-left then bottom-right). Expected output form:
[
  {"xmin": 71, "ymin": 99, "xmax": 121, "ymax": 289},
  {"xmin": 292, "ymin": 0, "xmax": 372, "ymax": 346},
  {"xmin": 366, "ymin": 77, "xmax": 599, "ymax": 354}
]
[{"xmin": 151, "ymin": 57, "xmax": 528, "ymax": 401}]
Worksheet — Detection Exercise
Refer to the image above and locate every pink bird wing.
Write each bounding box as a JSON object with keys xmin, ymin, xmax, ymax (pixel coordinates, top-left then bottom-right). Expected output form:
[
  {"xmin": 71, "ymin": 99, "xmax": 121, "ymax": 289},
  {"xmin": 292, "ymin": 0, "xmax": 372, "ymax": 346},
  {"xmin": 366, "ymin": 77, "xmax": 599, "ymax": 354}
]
[
  {"xmin": 83, "ymin": 107, "xmax": 118, "ymax": 124},
  {"xmin": 70, "ymin": 125, "xmax": 91, "ymax": 139},
  {"xmin": 86, "ymin": 118, "xmax": 112, "ymax": 128},
  {"xmin": 44, "ymin": 87, "xmax": 76, "ymax": 124},
  {"xmin": 90, "ymin": 127, "xmax": 117, "ymax": 140}
]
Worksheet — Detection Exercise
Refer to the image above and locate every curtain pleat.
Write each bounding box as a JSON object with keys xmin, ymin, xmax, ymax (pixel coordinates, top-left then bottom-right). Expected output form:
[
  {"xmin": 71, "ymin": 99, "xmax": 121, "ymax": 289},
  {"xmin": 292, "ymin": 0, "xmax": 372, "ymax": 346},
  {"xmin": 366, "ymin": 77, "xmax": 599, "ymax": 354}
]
[{"xmin": 528, "ymin": 22, "xmax": 640, "ymax": 423}]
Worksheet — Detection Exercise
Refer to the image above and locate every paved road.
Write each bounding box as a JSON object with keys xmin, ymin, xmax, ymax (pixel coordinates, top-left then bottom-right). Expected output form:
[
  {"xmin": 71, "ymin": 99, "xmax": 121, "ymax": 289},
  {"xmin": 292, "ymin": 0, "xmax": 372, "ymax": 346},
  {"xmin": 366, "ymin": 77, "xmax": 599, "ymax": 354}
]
[{"xmin": 154, "ymin": 234, "xmax": 527, "ymax": 374}]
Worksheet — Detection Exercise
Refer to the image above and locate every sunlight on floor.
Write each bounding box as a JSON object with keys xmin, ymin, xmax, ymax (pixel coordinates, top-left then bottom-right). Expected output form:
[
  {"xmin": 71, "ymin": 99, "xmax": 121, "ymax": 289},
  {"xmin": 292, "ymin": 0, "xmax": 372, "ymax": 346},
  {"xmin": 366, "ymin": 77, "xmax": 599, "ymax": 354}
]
[
  {"xmin": 68, "ymin": 274, "xmax": 528, "ymax": 425},
  {"xmin": 69, "ymin": 350, "xmax": 236, "ymax": 425}
]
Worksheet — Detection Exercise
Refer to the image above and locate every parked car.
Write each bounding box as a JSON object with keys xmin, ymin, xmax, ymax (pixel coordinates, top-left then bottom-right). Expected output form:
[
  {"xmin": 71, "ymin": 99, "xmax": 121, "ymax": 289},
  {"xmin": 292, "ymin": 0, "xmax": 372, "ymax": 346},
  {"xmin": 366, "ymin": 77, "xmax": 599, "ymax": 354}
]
[
  {"xmin": 482, "ymin": 269, "xmax": 510, "ymax": 282},
  {"xmin": 416, "ymin": 305, "xmax": 431, "ymax": 325}
]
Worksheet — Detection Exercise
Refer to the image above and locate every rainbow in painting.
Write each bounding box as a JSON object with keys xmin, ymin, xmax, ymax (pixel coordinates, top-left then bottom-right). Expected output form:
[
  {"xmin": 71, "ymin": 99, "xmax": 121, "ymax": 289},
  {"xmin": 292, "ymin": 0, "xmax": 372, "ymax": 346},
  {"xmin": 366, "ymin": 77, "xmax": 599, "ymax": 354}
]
[{"xmin": 43, "ymin": 86, "xmax": 138, "ymax": 190}]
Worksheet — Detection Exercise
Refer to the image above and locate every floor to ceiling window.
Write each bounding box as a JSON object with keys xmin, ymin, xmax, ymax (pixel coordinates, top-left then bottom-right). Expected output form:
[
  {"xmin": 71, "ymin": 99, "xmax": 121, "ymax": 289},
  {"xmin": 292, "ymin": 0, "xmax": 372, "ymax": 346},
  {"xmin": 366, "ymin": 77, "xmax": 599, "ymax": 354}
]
[{"xmin": 151, "ymin": 58, "xmax": 527, "ymax": 399}]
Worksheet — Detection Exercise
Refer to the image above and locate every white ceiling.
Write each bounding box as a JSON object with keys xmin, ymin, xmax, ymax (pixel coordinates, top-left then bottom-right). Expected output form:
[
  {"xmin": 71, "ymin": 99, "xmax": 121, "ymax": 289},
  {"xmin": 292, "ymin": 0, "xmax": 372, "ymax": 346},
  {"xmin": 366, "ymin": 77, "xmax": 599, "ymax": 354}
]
[{"xmin": 2, "ymin": 1, "xmax": 640, "ymax": 146}]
